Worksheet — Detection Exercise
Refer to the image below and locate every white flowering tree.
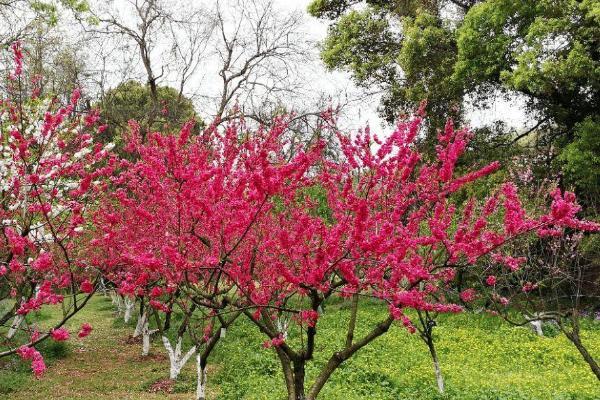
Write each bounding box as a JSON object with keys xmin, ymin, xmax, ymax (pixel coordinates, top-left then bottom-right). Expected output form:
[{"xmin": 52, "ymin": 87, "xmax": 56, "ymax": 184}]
[{"xmin": 0, "ymin": 42, "xmax": 115, "ymax": 376}]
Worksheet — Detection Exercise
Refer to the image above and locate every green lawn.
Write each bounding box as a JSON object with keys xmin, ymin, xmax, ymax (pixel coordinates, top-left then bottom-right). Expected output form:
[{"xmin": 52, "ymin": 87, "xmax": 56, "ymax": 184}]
[{"xmin": 1, "ymin": 295, "xmax": 599, "ymax": 399}]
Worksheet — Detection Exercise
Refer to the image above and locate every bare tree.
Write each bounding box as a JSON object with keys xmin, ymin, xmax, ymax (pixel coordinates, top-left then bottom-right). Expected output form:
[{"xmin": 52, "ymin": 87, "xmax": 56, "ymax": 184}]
[
  {"xmin": 208, "ymin": 0, "xmax": 309, "ymax": 123},
  {"xmin": 85, "ymin": 0, "xmax": 211, "ymax": 138},
  {"xmin": 1, "ymin": 1, "xmax": 28, "ymax": 46},
  {"xmin": 84, "ymin": 0, "xmax": 344, "ymax": 150},
  {"xmin": 166, "ymin": 11, "xmax": 215, "ymax": 102}
]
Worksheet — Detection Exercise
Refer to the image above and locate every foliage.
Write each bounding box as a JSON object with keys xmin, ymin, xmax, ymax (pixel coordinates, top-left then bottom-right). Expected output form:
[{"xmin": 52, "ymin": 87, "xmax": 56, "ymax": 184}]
[
  {"xmin": 98, "ymin": 80, "xmax": 201, "ymax": 152},
  {"xmin": 560, "ymin": 117, "xmax": 600, "ymax": 199},
  {"xmin": 2, "ymin": 296, "xmax": 600, "ymax": 399},
  {"xmin": 310, "ymin": 0, "xmax": 600, "ymax": 151},
  {"xmin": 455, "ymin": 0, "xmax": 599, "ymax": 123},
  {"xmin": 28, "ymin": 0, "xmax": 90, "ymax": 26},
  {"xmin": 0, "ymin": 0, "xmax": 91, "ymax": 45}
]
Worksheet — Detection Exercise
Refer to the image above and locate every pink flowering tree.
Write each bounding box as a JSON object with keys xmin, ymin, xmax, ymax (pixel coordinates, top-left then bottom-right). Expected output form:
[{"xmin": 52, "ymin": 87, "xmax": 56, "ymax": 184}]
[
  {"xmin": 0, "ymin": 43, "xmax": 115, "ymax": 376},
  {"xmin": 89, "ymin": 116, "xmax": 322, "ymax": 398},
  {"xmin": 469, "ymin": 173, "xmax": 600, "ymax": 380},
  {"xmin": 218, "ymin": 114, "xmax": 598, "ymax": 400},
  {"xmin": 91, "ymin": 104, "xmax": 598, "ymax": 399}
]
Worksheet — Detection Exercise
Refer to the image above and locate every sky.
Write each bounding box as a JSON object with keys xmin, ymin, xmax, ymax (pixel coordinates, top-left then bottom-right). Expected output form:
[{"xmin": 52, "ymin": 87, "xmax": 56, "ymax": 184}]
[
  {"xmin": 270, "ymin": 0, "xmax": 392, "ymax": 132},
  {"xmin": 58, "ymin": 0, "xmax": 530, "ymax": 137}
]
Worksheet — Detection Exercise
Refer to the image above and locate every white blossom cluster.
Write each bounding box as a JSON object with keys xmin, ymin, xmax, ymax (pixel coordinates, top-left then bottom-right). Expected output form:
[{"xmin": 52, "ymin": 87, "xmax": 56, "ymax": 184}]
[{"xmin": 1, "ymin": 97, "xmax": 114, "ymax": 241}]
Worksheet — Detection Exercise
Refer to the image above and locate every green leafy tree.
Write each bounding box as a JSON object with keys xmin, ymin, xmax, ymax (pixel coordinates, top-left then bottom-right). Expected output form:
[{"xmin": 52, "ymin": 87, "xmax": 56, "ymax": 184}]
[
  {"xmin": 454, "ymin": 0, "xmax": 599, "ymax": 144},
  {"xmin": 98, "ymin": 80, "xmax": 202, "ymax": 150},
  {"xmin": 310, "ymin": 1, "xmax": 468, "ymax": 127},
  {"xmin": 309, "ymin": 0, "xmax": 599, "ymax": 149},
  {"xmin": 560, "ymin": 117, "xmax": 600, "ymax": 203}
]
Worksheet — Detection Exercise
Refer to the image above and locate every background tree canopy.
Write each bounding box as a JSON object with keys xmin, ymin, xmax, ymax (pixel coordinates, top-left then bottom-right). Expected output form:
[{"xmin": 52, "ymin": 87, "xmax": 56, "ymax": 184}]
[
  {"xmin": 98, "ymin": 80, "xmax": 202, "ymax": 150},
  {"xmin": 309, "ymin": 0, "xmax": 599, "ymax": 156}
]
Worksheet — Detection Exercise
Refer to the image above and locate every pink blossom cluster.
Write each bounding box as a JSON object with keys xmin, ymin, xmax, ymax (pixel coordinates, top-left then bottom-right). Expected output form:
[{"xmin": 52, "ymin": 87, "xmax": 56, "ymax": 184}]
[
  {"xmin": 9, "ymin": 41, "xmax": 23, "ymax": 80},
  {"xmin": 50, "ymin": 328, "xmax": 70, "ymax": 342},
  {"xmin": 17, "ymin": 281, "xmax": 64, "ymax": 315},
  {"xmin": 263, "ymin": 334, "xmax": 286, "ymax": 348},
  {"xmin": 1, "ymin": 42, "xmax": 113, "ymax": 371},
  {"xmin": 17, "ymin": 346, "xmax": 46, "ymax": 378},
  {"xmin": 78, "ymin": 323, "xmax": 93, "ymax": 338}
]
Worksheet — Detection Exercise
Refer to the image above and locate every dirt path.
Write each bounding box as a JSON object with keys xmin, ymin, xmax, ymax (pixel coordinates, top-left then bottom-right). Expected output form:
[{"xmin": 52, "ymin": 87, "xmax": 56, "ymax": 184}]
[{"xmin": 7, "ymin": 296, "xmax": 196, "ymax": 400}]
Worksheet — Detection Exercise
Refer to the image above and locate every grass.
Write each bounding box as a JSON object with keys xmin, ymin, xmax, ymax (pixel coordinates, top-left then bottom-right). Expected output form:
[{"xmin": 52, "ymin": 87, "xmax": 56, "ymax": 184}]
[{"xmin": 1, "ymin": 295, "xmax": 600, "ymax": 399}]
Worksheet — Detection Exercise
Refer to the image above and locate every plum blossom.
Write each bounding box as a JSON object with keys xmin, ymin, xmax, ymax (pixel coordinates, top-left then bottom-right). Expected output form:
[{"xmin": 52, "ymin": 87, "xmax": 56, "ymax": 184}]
[
  {"xmin": 78, "ymin": 323, "xmax": 93, "ymax": 338},
  {"xmin": 50, "ymin": 328, "xmax": 70, "ymax": 341}
]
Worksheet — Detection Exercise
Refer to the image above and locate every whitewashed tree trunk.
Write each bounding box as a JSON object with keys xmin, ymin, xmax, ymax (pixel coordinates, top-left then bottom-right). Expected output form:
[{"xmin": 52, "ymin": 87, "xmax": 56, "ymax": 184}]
[
  {"xmin": 196, "ymin": 353, "xmax": 208, "ymax": 400},
  {"xmin": 433, "ymin": 355, "xmax": 445, "ymax": 393},
  {"xmin": 142, "ymin": 320, "xmax": 151, "ymax": 356},
  {"xmin": 133, "ymin": 311, "xmax": 147, "ymax": 338},
  {"xmin": 525, "ymin": 313, "xmax": 549, "ymax": 336},
  {"xmin": 123, "ymin": 297, "xmax": 135, "ymax": 323},
  {"xmin": 529, "ymin": 320, "xmax": 544, "ymax": 336},
  {"xmin": 111, "ymin": 292, "xmax": 124, "ymax": 315},
  {"xmin": 425, "ymin": 333, "xmax": 444, "ymax": 394},
  {"xmin": 162, "ymin": 335, "xmax": 196, "ymax": 380},
  {"xmin": 7, "ymin": 297, "xmax": 27, "ymax": 339},
  {"xmin": 6, "ymin": 314, "xmax": 25, "ymax": 339},
  {"xmin": 141, "ymin": 318, "xmax": 158, "ymax": 356}
]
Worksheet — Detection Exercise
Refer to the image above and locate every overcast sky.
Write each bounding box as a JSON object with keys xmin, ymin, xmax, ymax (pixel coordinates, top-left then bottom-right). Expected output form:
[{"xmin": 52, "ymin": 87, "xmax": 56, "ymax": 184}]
[{"xmin": 73, "ymin": 0, "xmax": 529, "ymax": 136}]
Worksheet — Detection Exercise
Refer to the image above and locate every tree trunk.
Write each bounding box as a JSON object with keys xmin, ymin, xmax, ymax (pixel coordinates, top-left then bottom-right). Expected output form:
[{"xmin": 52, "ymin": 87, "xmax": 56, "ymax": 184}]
[
  {"xmin": 567, "ymin": 331, "xmax": 600, "ymax": 380},
  {"xmin": 163, "ymin": 335, "xmax": 196, "ymax": 380},
  {"xmin": 6, "ymin": 297, "xmax": 26, "ymax": 339},
  {"xmin": 163, "ymin": 310, "xmax": 172, "ymax": 331},
  {"xmin": 293, "ymin": 360, "xmax": 306, "ymax": 400},
  {"xmin": 141, "ymin": 319, "xmax": 158, "ymax": 356},
  {"xmin": 124, "ymin": 297, "xmax": 135, "ymax": 323},
  {"xmin": 196, "ymin": 353, "xmax": 208, "ymax": 400},
  {"xmin": 133, "ymin": 311, "xmax": 147, "ymax": 338},
  {"xmin": 426, "ymin": 337, "xmax": 445, "ymax": 393},
  {"xmin": 142, "ymin": 327, "xmax": 151, "ymax": 356},
  {"xmin": 6, "ymin": 314, "xmax": 25, "ymax": 339},
  {"xmin": 273, "ymin": 347, "xmax": 296, "ymax": 400},
  {"xmin": 529, "ymin": 320, "xmax": 544, "ymax": 336},
  {"xmin": 525, "ymin": 313, "xmax": 545, "ymax": 336}
]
